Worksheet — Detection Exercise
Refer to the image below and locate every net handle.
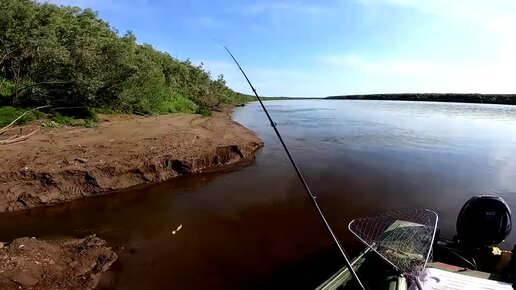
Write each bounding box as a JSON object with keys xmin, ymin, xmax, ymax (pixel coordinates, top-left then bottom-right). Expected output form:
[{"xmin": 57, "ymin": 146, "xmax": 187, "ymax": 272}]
[{"xmin": 422, "ymin": 209, "xmax": 439, "ymax": 270}]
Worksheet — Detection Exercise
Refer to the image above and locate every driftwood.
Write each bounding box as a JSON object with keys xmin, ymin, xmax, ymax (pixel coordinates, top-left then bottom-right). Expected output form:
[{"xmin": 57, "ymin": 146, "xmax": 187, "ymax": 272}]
[
  {"xmin": 0, "ymin": 129, "xmax": 39, "ymax": 145},
  {"xmin": 0, "ymin": 105, "xmax": 49, "ymax": 145}
]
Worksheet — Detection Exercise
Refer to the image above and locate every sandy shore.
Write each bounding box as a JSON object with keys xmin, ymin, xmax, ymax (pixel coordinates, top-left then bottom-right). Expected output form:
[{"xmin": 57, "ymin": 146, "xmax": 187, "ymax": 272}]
[{"xmin": 0, "ymin": 108, "xmax": 262, "ymax": 212}]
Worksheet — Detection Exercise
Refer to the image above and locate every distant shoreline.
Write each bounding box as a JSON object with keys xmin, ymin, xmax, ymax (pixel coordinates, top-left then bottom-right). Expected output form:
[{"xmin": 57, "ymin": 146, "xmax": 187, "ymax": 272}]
[{"xmin": 325, "ymin": 93, "xmax": 516, "ymax": 105}]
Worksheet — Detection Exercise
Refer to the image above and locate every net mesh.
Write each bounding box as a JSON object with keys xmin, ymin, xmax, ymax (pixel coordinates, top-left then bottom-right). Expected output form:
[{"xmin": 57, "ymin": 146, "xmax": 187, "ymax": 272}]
[{"xmin": 348, "ymin": 209, "xmax": 438, "ymax": 276}]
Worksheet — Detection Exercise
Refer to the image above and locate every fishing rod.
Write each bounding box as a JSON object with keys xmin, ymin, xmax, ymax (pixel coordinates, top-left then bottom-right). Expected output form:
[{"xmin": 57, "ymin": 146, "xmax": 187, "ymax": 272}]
[{"xmin": 221, "ymin": 45, "xmax": 366, "ymax": 290}]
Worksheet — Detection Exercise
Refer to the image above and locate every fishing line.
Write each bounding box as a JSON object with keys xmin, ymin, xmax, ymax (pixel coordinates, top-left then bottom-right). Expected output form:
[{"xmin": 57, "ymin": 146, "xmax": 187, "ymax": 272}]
[{"xmin": 221, "ymin": 44, "xmax": 366, "ymax": 290}]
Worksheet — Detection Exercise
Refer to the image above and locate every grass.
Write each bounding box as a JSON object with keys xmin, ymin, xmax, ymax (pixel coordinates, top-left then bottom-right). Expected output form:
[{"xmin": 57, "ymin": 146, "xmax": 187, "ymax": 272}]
[
  {"xmin": 0, "ymin": 106, "xmax": 44, "ymax": 127},
  {"xmin": 1, "ymin": 93, "xmax": 208, "ymax": 130},
  {"xmin": 159, "ymin": 95, "xmax": 198, "ymax": 114},
  {"xmin": 195, "ymin": 107, "xmax": 212, "ymax": 117},
  {"xmin": 52, "ymin": 114, "xmax": 74, "ymax": 125},
  {"xmin": 129, "ymin": 90, "xmax": 199, "ymax": 115},
  {"xmin": 52, "ymin": 113, "xmax": 98, "ymax": 128},
  {"xmin": 94, "ymin": 107, "xmax": 119, "ymax": 115}
]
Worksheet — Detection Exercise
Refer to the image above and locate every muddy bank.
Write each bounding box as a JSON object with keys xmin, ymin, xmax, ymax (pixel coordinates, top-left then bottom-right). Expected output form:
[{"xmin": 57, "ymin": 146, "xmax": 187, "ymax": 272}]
[
  {"xmin": 0, "ymin": 235, "xmax": 117, "ymax": 289},
  {"xmin": 0, "ymin": 109, "xmax": 262, "ymax": 212}
]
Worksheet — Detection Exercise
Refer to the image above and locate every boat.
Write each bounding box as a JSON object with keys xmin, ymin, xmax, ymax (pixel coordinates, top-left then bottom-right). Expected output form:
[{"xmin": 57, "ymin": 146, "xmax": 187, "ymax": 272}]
[{"xmin": 317, "ymin": 195, "xmax": 514, "ymax": 290}]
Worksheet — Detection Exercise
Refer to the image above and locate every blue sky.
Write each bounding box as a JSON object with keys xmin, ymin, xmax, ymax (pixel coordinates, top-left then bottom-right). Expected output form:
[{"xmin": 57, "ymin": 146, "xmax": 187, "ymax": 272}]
[{"xmin": 48, "ymin": 0, "xmax": 516, "ymax": 97}]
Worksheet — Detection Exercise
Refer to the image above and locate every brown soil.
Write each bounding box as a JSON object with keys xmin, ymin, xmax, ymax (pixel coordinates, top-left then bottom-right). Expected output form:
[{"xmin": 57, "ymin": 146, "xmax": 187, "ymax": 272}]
[
  {"xmin": 0, "ymin": 235, "xmax": 117, "ymax": 290},
  {"xmin": 0, "ymin": 108, "xmax": 262, "ymax": 212}
]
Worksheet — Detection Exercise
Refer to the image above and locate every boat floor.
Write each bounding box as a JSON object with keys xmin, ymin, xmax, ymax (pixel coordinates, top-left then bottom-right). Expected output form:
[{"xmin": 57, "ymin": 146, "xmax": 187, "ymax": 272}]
[{"xmin": 317, "ymin": 249, "xmax": 512, "ymax": 290}]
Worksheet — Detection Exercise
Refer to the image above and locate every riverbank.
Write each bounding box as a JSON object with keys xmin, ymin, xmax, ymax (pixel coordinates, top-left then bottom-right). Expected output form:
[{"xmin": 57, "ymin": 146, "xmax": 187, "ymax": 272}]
[
  {"xmin": 0, "ymin": 108, "xmax": 263, "ymax": 212},
  {"xmin": 0, "ymin": 235, "xmax": 117, "ymax": 289}
]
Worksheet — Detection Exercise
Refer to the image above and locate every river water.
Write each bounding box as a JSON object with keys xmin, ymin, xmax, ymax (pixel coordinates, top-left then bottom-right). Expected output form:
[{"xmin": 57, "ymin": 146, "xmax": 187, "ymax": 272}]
[{"xmin": 1, "ymin": 100, "xmax": 516, "ymax": 289}]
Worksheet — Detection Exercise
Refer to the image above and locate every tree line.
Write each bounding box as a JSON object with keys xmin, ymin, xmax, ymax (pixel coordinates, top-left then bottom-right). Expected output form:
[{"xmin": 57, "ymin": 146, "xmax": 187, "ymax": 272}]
[
  {"xmin": 0, "ymin": 0, "xmax": 252, "ymax": 118},
  {"xmin": 326, "ymin": 94, "xmax": 516, "ymax": 105}
]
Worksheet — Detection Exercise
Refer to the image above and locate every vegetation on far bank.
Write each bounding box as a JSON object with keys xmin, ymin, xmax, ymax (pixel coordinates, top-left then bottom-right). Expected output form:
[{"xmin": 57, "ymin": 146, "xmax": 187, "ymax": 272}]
[
  {"xmin": 0, "ymin": 0, "xmax": 252, "ymax": 127},
  {"xmin": 326, "ymin": 93, "xmax": 516, "ymax": 105}
]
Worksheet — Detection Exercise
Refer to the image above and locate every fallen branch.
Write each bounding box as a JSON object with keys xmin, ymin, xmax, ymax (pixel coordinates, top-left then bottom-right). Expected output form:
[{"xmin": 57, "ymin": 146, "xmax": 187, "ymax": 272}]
[
  {"xmin": 5, "ymin": 133, "xmax": 20, "ymax": 141},
  {"xmin": 0, "ymin": 129, "xmax": 39, "ymax": 145},
  {"xmin": 0, "ymin": 105, "xmax": 50, "ymax": 134}
]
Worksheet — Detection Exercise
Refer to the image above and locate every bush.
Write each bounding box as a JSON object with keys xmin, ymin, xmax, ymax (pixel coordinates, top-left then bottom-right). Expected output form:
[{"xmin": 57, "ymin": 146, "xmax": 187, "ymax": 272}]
[{"xmin": 0, "ymin": 79, "xmax": 16, "ymax": 101}]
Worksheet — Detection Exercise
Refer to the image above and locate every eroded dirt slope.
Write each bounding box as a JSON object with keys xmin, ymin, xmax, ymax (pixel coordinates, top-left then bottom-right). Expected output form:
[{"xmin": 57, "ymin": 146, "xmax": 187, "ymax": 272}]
[{"xmin": 0, "ymin": 109, "xmax": 262, "ymax": 212}]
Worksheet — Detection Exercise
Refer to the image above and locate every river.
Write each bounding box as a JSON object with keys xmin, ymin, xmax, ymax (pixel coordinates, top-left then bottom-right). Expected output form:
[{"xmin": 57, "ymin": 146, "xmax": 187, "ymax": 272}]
[{"xmin": 1, "ymin": 100, "xmax": 516, "ymax": 289}]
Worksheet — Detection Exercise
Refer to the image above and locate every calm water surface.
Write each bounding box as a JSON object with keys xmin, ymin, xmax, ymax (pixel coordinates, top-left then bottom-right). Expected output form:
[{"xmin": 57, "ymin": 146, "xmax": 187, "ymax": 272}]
[{"xmin": 1, "ymin": 100, "xmax": 516, "ymax": 289}]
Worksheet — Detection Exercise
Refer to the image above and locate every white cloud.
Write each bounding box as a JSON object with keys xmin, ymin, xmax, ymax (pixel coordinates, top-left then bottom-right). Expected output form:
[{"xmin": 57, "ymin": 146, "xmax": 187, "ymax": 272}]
[
  {"xmin": 316, "ymin": 0, "xmax": 516, "ymax": 94},
  {"xmin": 322, "ymin": 55, "xmax": 442, "ymax": 76},
  {"xmin": 322, "ymin": 52, "xmax": 516, "ymax": 93},
  {"xmin": 358, "ymin": 0, "xmax": 516, "ymax": 31}
]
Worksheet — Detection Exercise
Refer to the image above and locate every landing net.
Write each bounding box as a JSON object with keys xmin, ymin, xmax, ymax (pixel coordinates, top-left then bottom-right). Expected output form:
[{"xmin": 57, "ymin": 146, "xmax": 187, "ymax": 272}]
[{"xmin": 348, "ymin": 209, "xmax": 438, "ymax": 280}]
